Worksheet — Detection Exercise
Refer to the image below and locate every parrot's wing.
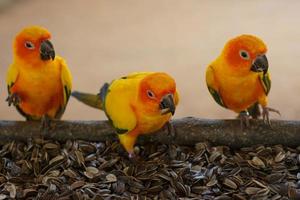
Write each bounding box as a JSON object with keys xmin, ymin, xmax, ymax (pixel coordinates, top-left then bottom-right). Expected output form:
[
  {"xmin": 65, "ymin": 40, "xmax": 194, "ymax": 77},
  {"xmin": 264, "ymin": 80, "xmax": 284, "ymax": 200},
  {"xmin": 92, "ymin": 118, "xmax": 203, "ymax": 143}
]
[
  {"xmin": 6, "ymin": 64, "xmax": 35, "ymax": 120},
  {"xmin": 259, "ymin": 72, "xmax": 271, "ymax": 95},
  {"xmin": 206, "ymin": 65, "xmax": 226, "ymax": 108},
  {"xmin": 98, "ymin": 82, "xmax": 110, "ymax": 104},
  {"xmin": 104, "ymin": 78, "xmax": 137, "ymax": 134},
  {"xmin": 6, "ymin": 64, "xmax": 19, "ymax": 92},
  {"xmin": 55, "ymin": 57, "xmax": 72, "ymax": 119},
  {"xmin": 247, "ymin": 72, "xmax": 271, "ymax": 118}
]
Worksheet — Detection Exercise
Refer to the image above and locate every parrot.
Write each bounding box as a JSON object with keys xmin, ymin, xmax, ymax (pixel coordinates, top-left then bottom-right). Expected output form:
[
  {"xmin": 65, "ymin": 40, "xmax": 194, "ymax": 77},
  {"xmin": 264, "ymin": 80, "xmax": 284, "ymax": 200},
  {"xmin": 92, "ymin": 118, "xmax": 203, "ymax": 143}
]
[
  {"xmin": 6, "ymin": 26, "xmax": 72, "ymax": 131},
  {"xmin": 205, "ymin": 34, "xmax": 279, "ymax": 127},
  {"xmin": 72, "ymin": 72, "xmax": 179, "ymax": 157}
]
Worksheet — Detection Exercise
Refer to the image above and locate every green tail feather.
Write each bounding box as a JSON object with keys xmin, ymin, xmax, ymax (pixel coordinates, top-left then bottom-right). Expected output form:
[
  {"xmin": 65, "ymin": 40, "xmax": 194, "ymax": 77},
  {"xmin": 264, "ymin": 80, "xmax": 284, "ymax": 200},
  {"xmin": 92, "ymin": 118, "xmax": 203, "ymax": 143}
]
[{"xmin": 72, "ymin": 91, "xmax": 103, "ymax": 110}]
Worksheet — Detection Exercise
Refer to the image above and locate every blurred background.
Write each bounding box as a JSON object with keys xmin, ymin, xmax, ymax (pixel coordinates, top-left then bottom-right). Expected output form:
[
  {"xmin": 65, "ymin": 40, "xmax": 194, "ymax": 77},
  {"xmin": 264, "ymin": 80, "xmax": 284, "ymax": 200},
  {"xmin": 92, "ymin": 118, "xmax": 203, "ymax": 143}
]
[{"xmin": 0, "ymin": 0, "xmax": 299, "ymax": 120}]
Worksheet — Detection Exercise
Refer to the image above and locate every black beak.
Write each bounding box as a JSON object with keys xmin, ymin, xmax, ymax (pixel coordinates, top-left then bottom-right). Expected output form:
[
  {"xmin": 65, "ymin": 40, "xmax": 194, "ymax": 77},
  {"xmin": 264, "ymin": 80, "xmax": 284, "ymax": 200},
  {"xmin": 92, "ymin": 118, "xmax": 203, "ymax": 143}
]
[
  {"xmin": 251, "ymin": 54, "xmax": 268, "ymax": 74},
  {"xmin": 40, "ymin": 40, "xmax": 55, "ymax": 61},
  {"xmin": 159, "ymin": 94, "xmax": 175, "ymax": 115}
]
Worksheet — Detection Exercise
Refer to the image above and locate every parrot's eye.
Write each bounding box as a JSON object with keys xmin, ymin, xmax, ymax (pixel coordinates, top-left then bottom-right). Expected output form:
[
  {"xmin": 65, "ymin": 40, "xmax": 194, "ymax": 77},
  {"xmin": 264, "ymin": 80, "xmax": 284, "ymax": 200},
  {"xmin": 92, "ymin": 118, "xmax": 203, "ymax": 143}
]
[
  {"xmin": 239, "ymin": 50, "xmax": 250, "ymax": 60},
  {"xmin": 147, "ymin": 90, "xmax": 156, "ymax": 99},
  {"xmin": 24, "ymin": 41, "xmax": 35, "ymax": 50}
]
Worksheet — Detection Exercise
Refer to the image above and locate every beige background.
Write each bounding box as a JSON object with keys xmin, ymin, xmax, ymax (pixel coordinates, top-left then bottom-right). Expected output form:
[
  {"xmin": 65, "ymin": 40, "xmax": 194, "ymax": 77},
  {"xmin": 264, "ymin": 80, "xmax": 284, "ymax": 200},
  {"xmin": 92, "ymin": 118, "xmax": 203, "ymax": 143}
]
[{"xmin": 0, "ymin": 0, "xmax": 299, "ymax": 120}]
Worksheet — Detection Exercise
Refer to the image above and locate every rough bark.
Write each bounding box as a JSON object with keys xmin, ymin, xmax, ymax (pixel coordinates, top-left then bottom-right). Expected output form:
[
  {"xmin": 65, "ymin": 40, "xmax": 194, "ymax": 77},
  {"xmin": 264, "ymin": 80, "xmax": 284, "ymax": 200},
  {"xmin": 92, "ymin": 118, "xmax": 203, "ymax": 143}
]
[{"xmin": 0, "ymin": 117, "xmax": 299, "ymax": 148}]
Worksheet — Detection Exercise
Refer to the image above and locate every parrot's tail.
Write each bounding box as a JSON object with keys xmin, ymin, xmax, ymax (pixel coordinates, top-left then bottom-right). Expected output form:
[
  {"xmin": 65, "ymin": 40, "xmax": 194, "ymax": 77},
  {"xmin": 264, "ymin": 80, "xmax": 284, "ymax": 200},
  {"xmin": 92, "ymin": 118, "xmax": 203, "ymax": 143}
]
[
  {"xmin": 247, "ymin": 102, "xmax": 261, "ymax": 119},
  {"xmin": 71, "ymin": 91, "xmax": 103, "ymax": 110}
]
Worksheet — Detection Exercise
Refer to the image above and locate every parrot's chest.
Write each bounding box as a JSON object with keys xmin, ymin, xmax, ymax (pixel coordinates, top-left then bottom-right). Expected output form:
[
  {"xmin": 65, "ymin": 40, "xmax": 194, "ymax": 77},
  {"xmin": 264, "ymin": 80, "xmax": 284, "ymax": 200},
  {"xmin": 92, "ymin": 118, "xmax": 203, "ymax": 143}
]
[
  {"xmin": 17, "ymin": 66, "xmax": 62, "ymax": 98},
  {"xmin": 13, "ymin": 65, "xmax": 63, "ymax": 115},
  {"xmin": 218, "ymin": 73, "xmax": 263, "ymax": 111},
  {"xmin": 138, "ymin": 112, "xmax": 172, "ymax": 134}
]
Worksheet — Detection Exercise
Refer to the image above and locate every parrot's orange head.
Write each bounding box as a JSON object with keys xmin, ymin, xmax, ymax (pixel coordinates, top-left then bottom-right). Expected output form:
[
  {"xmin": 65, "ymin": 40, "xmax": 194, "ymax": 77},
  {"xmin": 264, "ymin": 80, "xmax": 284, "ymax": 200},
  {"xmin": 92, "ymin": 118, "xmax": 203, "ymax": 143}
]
[
  {"xmin": 139, "ymin": 72, "xmax": 178, "ymax": 115},
  {"xmin": 223, "ymin": 34, "xmax": 269, "ymax": 74},
  {"xmin": 14, "ymin": 26, "xmax": 55, "ymax": 64}
]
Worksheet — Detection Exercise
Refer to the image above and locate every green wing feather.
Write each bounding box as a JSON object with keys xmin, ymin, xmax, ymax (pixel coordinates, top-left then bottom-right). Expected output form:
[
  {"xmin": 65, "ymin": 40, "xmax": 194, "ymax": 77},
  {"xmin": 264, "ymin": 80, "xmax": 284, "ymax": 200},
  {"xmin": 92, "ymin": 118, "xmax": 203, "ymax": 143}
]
[
  {"xmin": 259, "ymin": 72, "xmax": 271, "ymax": 95},
  {"xmin": 206, "ymin": 65, "xmax": 227, "ymax": 108},
  {"xmin": 247, "ymin": 72, "xmax": 271, "ymax": 118},
  {"xmin": 207, "ymin": 86, "xmax": 226, "ymax": 108}
]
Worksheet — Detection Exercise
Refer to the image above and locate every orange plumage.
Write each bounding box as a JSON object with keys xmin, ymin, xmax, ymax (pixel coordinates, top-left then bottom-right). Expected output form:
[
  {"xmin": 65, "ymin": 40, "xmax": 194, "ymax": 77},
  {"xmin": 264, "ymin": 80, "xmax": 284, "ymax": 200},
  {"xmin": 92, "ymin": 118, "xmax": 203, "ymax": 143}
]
[
  {"xmin": 206, "ymin": 35, "xmax": 279, "ymax": 125},
  {"xmin": 6, "ymin": 26, "xmax": 72, "ymax": 121},
  {"xmin": 72, "ymin": 72, "xmax": 179, "ymax": 157}
]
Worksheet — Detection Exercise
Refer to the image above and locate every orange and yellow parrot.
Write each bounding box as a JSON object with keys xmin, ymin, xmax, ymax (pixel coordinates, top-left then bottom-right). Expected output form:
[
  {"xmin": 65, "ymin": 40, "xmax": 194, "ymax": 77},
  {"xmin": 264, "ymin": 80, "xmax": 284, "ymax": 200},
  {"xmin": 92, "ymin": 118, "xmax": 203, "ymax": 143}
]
[
  {"xmin": 6, "ymin": 26, "xmax": 72, "ymax": 129},
  {"xmin": 72, "ymin": 72, "xmax": 179, "ymax": 157},
  {"xmin": 206, "ymin": 34, "xmax": 279, "ymax": 127}
]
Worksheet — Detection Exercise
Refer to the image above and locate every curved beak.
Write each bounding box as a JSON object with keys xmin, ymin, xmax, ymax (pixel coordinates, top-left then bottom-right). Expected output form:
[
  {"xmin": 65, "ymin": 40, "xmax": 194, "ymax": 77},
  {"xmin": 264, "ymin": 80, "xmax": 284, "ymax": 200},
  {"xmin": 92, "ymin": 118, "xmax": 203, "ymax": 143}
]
[
  {"xmin": 251, "ymin": 54, "xmax": 268, "ymax": 74},
  {"xmin": 40, "ymin": 40, "xmax": 55, "ymax": 61},
  {"xmin": 159, "ymin": 94, "xmax": 175, "ymax": 115}
]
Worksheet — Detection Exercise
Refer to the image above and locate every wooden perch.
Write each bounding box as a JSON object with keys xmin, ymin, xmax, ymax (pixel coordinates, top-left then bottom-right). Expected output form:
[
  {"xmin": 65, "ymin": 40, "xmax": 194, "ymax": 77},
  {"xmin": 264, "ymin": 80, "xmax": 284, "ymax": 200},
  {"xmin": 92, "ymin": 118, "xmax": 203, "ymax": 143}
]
[{"xmin": 0, "ymin": 117, "xmax": 299, "ymax": 148}]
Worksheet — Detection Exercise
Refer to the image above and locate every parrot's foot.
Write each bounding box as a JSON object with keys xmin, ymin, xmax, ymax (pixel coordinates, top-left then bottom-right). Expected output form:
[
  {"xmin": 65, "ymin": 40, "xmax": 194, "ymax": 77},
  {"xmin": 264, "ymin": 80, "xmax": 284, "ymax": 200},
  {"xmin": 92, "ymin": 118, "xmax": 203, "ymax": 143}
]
[
  {"xmin": 40, "ymin": 115, "xmax": 52, "ymax": 136},
  {"xmin": 262, "ymin": 107, "xmax": 281, "ymax": 125},
  {"xmin": 128, "ymin": 152, "xmax": 140, "ymax": 162},
  {"xmin": 238, "ymin": 111, "xmax": 250, "ymax": 129},
  {"xmin": 165, "ymin": 121, "xmax": 176, "ymax": 138},
  {"xmin": 128, "ymin": 152, "xmax": 136, "ymax": 159},
  {"xmin": 128, "ymin": 153, "xmax": 140, "ymax": 165},
  {"xmin": 6, "ymin": 93, "xmax": 21, "ymax": 106}
]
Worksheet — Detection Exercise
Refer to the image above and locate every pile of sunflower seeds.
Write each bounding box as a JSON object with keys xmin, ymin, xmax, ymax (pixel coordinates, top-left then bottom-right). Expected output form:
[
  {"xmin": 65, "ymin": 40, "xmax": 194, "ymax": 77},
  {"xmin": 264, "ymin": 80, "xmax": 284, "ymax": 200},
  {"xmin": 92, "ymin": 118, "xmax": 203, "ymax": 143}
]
[{"xmin": 0, "ymin": 139, "xmax": 299, "ymax": 200}]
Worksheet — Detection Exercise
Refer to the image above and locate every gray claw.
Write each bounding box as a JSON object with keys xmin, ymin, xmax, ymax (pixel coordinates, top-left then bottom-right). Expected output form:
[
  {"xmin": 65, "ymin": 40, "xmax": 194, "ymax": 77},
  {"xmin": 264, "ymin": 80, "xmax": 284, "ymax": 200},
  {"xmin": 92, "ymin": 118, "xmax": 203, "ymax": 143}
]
[
  {"xmin": 128, "ymin": 152, "xmax": 135, "ymax": 159},
  {"xmin": 6, "ymin": 93, "xmax": 21, "ymax": 106},
  {"xmin": 40, "ymin": 115, "xmax": 51, "ymax": 136},
  {"xmin": 238, "ymin": 111, "xmax": 250, "ymax": 130},
  {"xmin": 262, "ymin": 107, "xmax": 280, "ymax": 126},
  {"xmin": 166, "ymin": 121, "xmax": 175, "ymax": 138}
]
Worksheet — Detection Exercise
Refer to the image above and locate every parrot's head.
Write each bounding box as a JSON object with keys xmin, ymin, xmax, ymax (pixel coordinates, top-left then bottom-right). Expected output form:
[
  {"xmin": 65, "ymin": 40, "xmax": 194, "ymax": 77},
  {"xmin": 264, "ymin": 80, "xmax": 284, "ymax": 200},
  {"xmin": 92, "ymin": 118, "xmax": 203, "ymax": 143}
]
[
  {"xmin": 139, "ymin": 72, "xmax": 179, "ymax": 116},
  {"xmin": 222, "ymin": 34, "xmax": 268, "ymax": 74},
  {"xmin": 13, "ymin": 26, "xmax": 55, "ymax": 64}
]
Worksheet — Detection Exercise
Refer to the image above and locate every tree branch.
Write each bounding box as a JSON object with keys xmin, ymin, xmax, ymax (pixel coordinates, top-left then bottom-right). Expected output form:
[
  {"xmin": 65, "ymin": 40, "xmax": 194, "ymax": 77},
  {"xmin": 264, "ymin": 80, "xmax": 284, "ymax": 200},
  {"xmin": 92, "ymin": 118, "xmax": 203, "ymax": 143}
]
[{"xmin": 0, "ymin": 117, "xmax": 299, "ymax": 148}]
